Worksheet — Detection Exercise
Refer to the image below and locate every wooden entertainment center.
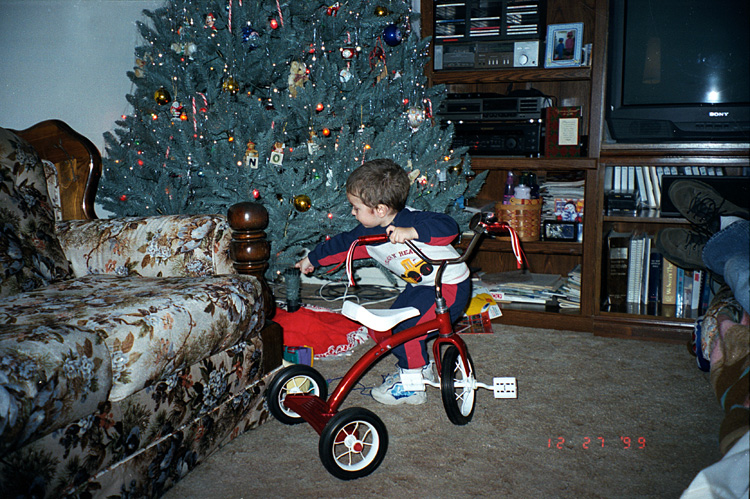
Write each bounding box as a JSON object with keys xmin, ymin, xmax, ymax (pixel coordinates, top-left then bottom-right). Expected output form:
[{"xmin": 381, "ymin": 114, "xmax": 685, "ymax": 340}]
[{"xmin": 421, "ymin": 0, "xmax": 750, "ymax": 342}]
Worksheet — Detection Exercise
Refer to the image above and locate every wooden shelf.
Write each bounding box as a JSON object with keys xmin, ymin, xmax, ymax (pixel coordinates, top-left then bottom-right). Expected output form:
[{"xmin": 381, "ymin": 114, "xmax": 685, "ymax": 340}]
[
  {"xmin": 470, "ymin": 157, "xmax": 597, "ymax": 170},
  {"xmin": 430, "ymin": 67, "xmax": 592, "ymax": 85},
  {"xmin": 461, "ymin": 238, "xmax": 583, "ymax": 256},
  {"xmin": 603, "ymin": 212, "xmax": 691, "ymax": 224}
]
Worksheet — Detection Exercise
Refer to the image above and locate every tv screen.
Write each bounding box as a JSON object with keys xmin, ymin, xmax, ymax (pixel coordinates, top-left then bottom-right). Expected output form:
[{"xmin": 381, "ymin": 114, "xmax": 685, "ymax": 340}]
[{"xmin": 606, "ymin": 0, "xmax": 750, "ymax": 142}]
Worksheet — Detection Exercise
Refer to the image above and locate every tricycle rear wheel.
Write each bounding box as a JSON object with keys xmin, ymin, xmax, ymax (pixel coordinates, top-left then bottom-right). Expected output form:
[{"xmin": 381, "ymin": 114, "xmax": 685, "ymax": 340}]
[
  {"xmin": 319, "ymin": 407, "xmax": 388, "ymax": 480},
  {"xmin": 266, "ymin": 365, "xmax": 327, "ymax": 425}
]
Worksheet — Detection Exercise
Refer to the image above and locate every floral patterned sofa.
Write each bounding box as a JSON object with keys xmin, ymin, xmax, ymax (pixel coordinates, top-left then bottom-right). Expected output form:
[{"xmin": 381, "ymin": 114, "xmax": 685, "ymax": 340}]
[{"xmin": 0, "ymin": 121, "xmax": 282, "ymax": 497}]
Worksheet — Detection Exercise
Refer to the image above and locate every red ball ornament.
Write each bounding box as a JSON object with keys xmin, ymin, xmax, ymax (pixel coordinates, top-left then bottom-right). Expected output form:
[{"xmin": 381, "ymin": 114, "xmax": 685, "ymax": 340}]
[
  {"xmin": 120, "ymin": 195, "xmax": 128, "ymax": 202},
  {"xmin": 315, "ymin": 103, "xmax": 325, "ymax": 112},
  {"xmin": 270, "ymin": 18, "xmax": 279, "ymax": 29},
  {"xmin": 403, "ymin": 98, "xmax": 409, "ymax": 105},
  {"xmin": 252, "ymin": 189, "xmax": 260, "ymax": 199},
  {"xmin": 322, "ymin": 128, "xmax": 331, "ymax": 137}
]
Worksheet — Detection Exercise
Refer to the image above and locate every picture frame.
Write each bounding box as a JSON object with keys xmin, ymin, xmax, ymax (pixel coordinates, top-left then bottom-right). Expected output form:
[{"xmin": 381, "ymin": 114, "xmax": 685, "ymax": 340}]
[
  {"xmin": 544, "ymin": 22, "xmax": 584, "ymax": 68},
  {"xmin": 542, "ymin": 220, "xmax": 579, "ymax": 241}
]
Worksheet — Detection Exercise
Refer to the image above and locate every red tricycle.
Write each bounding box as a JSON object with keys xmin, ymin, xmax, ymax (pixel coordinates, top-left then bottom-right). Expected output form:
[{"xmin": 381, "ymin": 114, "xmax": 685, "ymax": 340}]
[{"xmin": 265, "ymin": 214, "xmax": 523, "ymax": 479}]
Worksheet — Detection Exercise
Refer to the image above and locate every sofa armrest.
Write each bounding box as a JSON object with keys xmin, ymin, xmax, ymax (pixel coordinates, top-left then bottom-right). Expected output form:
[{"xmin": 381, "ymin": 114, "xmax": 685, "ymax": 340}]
[{"xmin": 56, "ymin": 214, "xmax": 234, "ymax": 278}]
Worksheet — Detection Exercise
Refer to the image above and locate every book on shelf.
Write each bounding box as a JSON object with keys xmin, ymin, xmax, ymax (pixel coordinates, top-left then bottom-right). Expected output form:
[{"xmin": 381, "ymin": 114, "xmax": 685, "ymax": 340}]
[
  {"xmin": 662, "ymin": 259, "xmax": 678, "ymax": 305},
  {"xmin": 647, "ymin": 250, "xmax": 663, "ymax": 304},
  {"xmin": 605, "ymin": 229, "xmax": 632, "ymax": 307},
  {"xmin": 648, "ymin": 166, "xmax": 661, "ymax": 207},
  {"xmin": 640, "ymin": 235, "xmax": 652, "ymax": 304},
  {"xmin": 626, "ymin": 234, "xmax": 646, "ymax": 305},
  {"xmin": 691, "ymin": 270, "xmax": 703, "ymax": 311},
  {"xmin": 675, "ymin": 267, "xmax": 685, "ymax": 312},
  {"xmin": 682, "ymin": 269, "xmax": 693, "ymax": 313}
]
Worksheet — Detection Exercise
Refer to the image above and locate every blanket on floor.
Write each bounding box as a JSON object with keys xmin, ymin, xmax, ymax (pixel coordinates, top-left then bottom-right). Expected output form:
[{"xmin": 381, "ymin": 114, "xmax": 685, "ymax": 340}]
[{"xmin": 275, "ymin": 305, "xmax": 369, "ymax": 359}]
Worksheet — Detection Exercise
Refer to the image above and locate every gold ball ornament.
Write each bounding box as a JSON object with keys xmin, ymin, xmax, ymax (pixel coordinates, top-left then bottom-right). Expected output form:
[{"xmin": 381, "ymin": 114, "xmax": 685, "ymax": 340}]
[
  {"xmin": 293, "ymin": 194, "xmax": 312, "ymax": 212},
  {"xmin": 374, "ymin": 6, "xmax": 389, "ymax": 16},
  {"xmin": 222, "ymin": 76, "xmax": 239, "ymax": 94},
  {"xmin": 154, "ymin": 87, "xmax": 172, "ymax": 105}
]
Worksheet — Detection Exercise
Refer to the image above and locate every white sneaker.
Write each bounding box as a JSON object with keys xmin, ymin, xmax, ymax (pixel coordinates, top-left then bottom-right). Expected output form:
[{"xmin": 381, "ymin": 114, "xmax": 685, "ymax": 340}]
[{"xmin": 371, "ymin": 362, "xmax": 436, "ymax": 406}]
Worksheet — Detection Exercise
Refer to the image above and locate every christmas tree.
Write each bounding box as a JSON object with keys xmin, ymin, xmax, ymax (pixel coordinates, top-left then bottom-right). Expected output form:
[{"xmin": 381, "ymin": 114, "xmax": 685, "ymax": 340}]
[{"xmin": 100, "ymin": 0, "xmax": 486, "ymax": 282}]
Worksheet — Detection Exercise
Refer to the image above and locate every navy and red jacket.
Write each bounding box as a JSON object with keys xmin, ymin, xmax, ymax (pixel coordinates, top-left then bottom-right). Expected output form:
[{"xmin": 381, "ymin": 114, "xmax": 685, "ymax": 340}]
[{"xmin": 308, "ymin": 208, "xmax": 469, "ymax": 286}]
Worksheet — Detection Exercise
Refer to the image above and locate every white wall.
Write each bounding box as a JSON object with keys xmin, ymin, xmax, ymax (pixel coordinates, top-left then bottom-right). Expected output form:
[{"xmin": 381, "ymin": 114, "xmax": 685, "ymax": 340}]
[{"xmin": 0, "ymin": 0, "xmax": 162, "ymax": 152}]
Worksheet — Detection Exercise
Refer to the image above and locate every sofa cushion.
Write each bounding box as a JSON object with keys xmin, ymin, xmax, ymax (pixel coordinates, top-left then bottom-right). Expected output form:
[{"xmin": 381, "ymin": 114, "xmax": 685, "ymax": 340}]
[
  {"xmin": 0, "ymin": 127, "xmax": 72, "ymax": 297},
  {"xmin": 56, "ymin": 214, "xmax": 235, "ymax": 278},
  {"xmin": 0, "ymin": 272, "xmax": 265, "ymax": 453}
]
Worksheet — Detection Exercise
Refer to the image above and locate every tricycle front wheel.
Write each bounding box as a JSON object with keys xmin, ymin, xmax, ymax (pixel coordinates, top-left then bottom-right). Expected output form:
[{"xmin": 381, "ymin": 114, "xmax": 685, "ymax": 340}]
[{"xmin": 441, "ymin": 345, "xmax": 476, "ymax": 425}]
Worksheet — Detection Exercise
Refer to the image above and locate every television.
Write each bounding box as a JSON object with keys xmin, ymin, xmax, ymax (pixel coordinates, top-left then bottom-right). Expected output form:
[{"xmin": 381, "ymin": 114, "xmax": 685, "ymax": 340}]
[{"xmin": 605, "ymin": 0, "xmax": 750, "ymax": 143}]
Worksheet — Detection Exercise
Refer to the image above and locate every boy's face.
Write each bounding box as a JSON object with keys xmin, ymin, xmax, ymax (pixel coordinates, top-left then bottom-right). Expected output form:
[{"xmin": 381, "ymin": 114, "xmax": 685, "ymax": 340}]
[{"xmin": 347, "ymin": 193, "xmax": 390, "ymax": 228}]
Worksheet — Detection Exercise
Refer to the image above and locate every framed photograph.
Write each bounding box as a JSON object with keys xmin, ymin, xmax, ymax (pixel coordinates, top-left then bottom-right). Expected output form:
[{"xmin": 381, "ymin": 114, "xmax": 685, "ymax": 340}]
[
  {"xmin": 544, "ymin": 23, "xmax": 584, "ymax": 68},
  {"xmin": 542, "ymin": 220, "xmax": 579, "ymax": 241}
]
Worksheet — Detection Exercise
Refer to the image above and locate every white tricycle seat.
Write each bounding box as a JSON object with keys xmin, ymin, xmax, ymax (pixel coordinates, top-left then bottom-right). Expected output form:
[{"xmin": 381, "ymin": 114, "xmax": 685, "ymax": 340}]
[{"xmin": 341, "ymin": 301, "xmax": 420, "ymax": 332}]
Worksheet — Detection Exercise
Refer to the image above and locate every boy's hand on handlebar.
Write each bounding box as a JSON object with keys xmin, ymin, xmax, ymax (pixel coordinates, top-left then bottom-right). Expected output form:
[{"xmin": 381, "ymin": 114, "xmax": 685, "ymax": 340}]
[
  {"xmin": 386, "ymin": 225, "xmax": 418, "ymax": 244},
  {"xmin": 295, "ymin": 256, "xmax": 315, "ymax": 275}
]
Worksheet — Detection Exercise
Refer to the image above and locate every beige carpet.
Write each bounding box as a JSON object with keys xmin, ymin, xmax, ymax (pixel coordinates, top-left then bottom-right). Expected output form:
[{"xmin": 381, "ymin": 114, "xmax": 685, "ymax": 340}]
[{"xmin": 164, "ymin": 319, "xmax": 723, "ymax": 498}]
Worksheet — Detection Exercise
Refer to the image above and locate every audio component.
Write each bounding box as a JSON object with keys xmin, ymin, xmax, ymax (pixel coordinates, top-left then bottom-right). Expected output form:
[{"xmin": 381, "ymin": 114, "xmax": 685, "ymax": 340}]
[{"xmin": 433, "ymin": 0, "xmax": 545, "ymax": 70}]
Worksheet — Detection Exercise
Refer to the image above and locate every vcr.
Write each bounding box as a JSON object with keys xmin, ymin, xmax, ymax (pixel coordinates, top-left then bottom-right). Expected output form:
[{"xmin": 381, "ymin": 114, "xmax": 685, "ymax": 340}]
[{"xmin": 439, "ymin": 93, "xmax": 546, "ymax": 121}]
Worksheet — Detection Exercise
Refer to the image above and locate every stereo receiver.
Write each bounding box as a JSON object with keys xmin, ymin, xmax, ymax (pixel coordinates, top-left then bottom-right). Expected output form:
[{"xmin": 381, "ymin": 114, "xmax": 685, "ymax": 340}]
[{"xmin": 433, "ymin": 0, "xmax": 545, "ymax": 70}]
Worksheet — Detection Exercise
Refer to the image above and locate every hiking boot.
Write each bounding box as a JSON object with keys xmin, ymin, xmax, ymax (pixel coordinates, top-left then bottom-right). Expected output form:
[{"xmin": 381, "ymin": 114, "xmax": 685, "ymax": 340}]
[
  {"xmin": 668, "ymin": 180, "xmax": 749, "ymax": 234},
  {"xmin": 371, "ymin": 362, "xmax": 436, "ymax": 406},
  {"xmin": 654, "ymin": 228, "xmax": 709, "ymax": 270}
]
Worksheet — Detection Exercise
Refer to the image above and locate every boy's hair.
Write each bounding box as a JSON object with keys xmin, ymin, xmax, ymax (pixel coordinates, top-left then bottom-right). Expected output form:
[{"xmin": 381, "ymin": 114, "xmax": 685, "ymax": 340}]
[{"xmin": 346, "ymin": 159, "xmax": 410, "ymax": 211}]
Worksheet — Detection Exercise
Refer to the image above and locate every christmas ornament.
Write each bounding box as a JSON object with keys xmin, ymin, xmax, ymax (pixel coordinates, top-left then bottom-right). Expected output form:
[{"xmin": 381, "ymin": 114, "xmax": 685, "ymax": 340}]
[
  {"xmin": 222, "ymin": 76, "xmax": 239, "ymax": 94},
  {"xmin": 374, "ymin": 6, "xmax": 389, "ymax": 17},
  {"xmin": 307, "ymin": 131, "xmax": 320, "ymax": 154},
  {"xmin": 242, "ymin": 23, "xmax": 260, "ymax": 49},
  {"xmin": 252, "ymin": 189, "xmax": 260, "ymax": 199},
  {"xmin": 340, "ymin": 47, "xmax": 357, "ymax": 60},
  {"xmin": 134, "ymin": 54, "xmax": 151, "ymax": 78},
  {"xmin": 369, "ymin": 38, "xmax": 386, "ymax": 68},
  {"xmin": 170, "ymin": 101, "xmax": 184, "ymax": 120},
  {"xmin": 270, "ymin": 18, "xmax": 279, "ymax": 29},
  {"xmin": 120, "ymin": 194, "xmax": 128, "ymax": 202},
  {"xmin": 154, "ymin": 87, "xmax": 171, "ymax": 105},
  {"xmin": 315, "ymin": 102, "xmax": 325, "ymax": 112},
  {"xmin": 407, "ymin": 106, "xmax": 426, "ymax": 131},
  {"xmin": 383, "ymin": 24, "xmax": 402, "ymax": 46},
  {"xmin": 322, "ymin": 128, "xmax": 331, "ymax": 137},
  {"xmin": 288, "ymin": 61, "xmax": 307, "ymax": 97},
  {"xmin": 293, "ymin": 194, "xmax": 312, "ymax": 212},
  {"xmin": 171, "ymin": 42, "xmax": 197, "ymax": 59},
  {"xmin": 326, "ymin": 2, "xmax": 341, "ymax": 16},
  {"xmin": 204, "ymin": 13, "xmax": 217, "ymax": 29},
  {"xmin": 270, "ymin": 142, "xmax": 285, "ymax": 166},
  {"xmin": 407, "ymin": 169, "xmax": 421, "ymax": 184},
  {"xmin": 244, "ymin": 140, "xmax": 259, "ymax": 168},
  {"xmin": 339, "ymin": 68, "xmax": 353, "ymax": 83}
]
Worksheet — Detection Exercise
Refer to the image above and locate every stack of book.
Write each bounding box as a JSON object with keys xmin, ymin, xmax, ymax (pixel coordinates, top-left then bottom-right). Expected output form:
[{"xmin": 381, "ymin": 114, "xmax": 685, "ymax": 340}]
[
  {"xmin": 555, "ymin": 264, "xmax": 581, "ymax": 309},
  {"xmin": 539, "ymin": 172, "xmax": 585, "ymax": 222},
  {"xmin": 478, "ymin": 270, "xmax": 565, "ymax": 306},
  {"xmin": 604, "ymin": 229, "xmax": 713, "ymax": 317}
]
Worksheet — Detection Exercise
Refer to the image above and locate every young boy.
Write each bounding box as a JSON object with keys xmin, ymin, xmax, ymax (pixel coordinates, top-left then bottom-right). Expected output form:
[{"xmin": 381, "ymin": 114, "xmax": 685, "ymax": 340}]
[{"xmin": 296, "ymin": 159, "xmax": 471, "ymax": 405}]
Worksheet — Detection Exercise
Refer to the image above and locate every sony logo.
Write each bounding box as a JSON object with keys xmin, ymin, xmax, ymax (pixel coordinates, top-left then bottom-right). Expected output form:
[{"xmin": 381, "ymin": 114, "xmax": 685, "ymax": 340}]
[{"xmin": 709, "ymin": 111, "xmax": 729, "ymax": 117}]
